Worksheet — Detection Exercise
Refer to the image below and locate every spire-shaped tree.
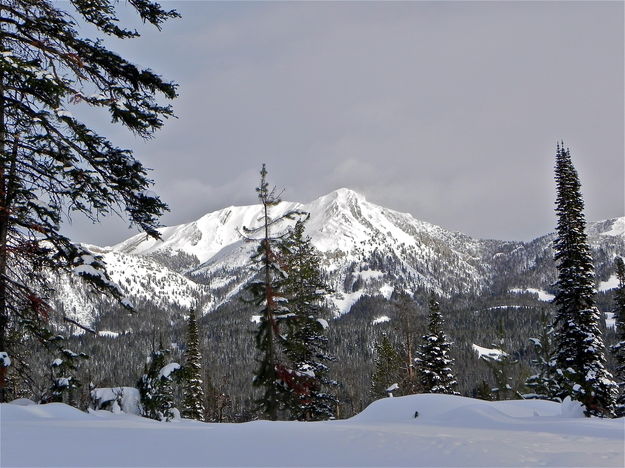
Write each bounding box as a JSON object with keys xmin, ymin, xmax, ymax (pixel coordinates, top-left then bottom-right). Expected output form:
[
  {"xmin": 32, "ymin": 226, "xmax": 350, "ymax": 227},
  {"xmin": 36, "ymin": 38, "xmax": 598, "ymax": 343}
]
[
  {"xmin": 181, "ymin": 309, "xmax": 205, "ymax": 421},
  {"xmin": 281, "ymin": 218, "xmax": 337, "ymax": 421},
  {"xmin": 415, "ymin": 298, "xmax": 459, "ymax": 395},
  {"xmin": 609, "ymin": 256, "xmax": 625, "ymax": 416},
  {"xmin": 244, "ymin": 164, "xmax": 304, "ymax": 420},
  {"xmin": 0, "ymin": 0, "xmax": 178, "ymax": 401},
  {"xmin": 551, "ymin": 143, "xmax": 617, "ymax": 416}
]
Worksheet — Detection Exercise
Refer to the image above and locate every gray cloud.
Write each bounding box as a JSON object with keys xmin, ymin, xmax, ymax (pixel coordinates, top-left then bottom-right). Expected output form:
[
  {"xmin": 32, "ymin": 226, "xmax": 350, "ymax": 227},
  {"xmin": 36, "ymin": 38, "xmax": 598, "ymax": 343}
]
[{"xmin": 63, "ymin": 1, "xmax": 624, "ymax": 245}]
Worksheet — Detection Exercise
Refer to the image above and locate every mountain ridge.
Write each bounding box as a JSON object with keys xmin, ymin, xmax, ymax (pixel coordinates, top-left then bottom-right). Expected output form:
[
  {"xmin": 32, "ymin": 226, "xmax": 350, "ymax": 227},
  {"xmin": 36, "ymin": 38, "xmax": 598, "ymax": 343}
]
[{"xmin": 62, "ymin": 188, "xmax": 622, "ymax": 326}]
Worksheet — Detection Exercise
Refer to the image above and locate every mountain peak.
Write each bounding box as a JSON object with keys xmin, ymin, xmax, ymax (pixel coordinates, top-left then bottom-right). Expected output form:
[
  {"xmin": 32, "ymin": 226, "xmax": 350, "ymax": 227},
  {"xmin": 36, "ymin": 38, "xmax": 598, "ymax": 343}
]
[
  {"xmin": 326, "ymin": 187, "xmax": 366, "ymax": 201},
  {"xmin": 330, "ymin": 187, "xmax": 365, "ymax": 200},
  {"xmin": 309, "ymin": 188, "xmax": 367, "ymax": 211}
]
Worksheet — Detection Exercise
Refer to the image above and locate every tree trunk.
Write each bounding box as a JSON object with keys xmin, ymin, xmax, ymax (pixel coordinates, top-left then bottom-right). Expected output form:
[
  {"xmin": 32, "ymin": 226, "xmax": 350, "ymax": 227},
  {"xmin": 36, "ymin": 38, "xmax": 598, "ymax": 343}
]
[{"xmin": 0, "ymin": 60, "xmax": 8, "ymax": 402}]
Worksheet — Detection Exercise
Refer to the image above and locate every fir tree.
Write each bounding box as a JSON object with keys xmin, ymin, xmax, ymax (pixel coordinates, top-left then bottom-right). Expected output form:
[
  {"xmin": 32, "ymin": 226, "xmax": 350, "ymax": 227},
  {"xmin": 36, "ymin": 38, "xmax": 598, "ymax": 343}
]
[
  {"xmin": 47, "ymin": 347, "xmax": 88, "ymax": 406},
  {"xmin": 137, "ymin": 346, "xmax": 180, "ymax": 421},
  {"xmin": 0, "ymin": 1, "xmax": 178, "ymax": 401},
  {"xmin": 181, "ymin": 309, "xmax": 205, "ymax": 421},
  {"xmin": 609, "ymin": 257, "xmax": 625, "ymax": 416},
  {"xmin": 243, "ymin": 164, "xmax": 304, "ymax": 420},
  {"xmin": 281, "ymin": 218, "xmax": 338, "ymax": 421},
  {"xmin": 481, "ymin": 324, "xmax": 520, "ymax": 400},
  {"xmin": 371, "ymin": 334, "xmax": 403, "ymax": 400},
  {"xmin": 551, "ymin": 143, "xmax": 617, "ymax": 416},
  {"xmin": 525, "ymin": 313, "xmax": 560, "ymax": 401},
  {"xmin": 415, "ymin": 298, "xmax": 459, "ymax": 395}
]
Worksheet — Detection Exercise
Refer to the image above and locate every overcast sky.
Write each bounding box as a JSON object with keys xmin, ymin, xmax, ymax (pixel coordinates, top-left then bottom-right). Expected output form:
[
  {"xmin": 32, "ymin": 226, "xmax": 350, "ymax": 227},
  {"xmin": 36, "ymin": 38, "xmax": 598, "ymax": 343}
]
[{"xmin": 64, "ymin": 1, "xmax": 624, "ymax": 246}]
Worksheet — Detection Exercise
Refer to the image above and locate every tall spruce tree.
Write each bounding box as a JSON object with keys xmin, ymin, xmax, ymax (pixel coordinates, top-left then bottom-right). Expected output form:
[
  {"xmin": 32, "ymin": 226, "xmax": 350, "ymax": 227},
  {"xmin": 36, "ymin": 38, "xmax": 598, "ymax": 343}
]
[
  {"xmin": 181, "ymin": 309, "xmax": 205, "ymax": 421},
  {"xmin": 609, "ymin": 256, "xmax": 625, "ymax": 416},
  {"xmin": 551, "ymin": 143, "xmax": 617, "ymax": 416},
  {"xmin": 0, "ymin": 1, "xmax": 177, "ymax": 401},
  {"xmin": 244, "ymin": 164, "xmax": 304, "ymax": 420},
  {"xmin": 280, "ymin": 218, "xmax": 337, "ymax": 421},
  {"xmin": 415, "ymin": 298, "xmax": 458, "ymax": 395}
]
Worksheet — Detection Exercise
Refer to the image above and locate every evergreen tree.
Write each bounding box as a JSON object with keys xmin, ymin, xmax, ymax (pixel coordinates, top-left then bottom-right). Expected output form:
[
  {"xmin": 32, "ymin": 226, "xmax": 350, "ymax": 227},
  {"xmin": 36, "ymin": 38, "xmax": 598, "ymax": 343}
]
[
  {"xmin": 137, "ymin": 346, "xmax": 180, "ymax": 421},
  {"xmin": 181, "ymin": 309, "xmax": 205, "ymax": 421},
  {"xmin": 473, "ymin": 380, "xmax": 493, "ymax": 401},
  {"xmin": 243, "ymin": 164, "xmax": 304, "ymax": 420},
  {"xmin": 481, "ymin": 325, "xmax": 519, "ymax": 400},
  {"xmin": 609, "ymin": 256, "xmax": 625, "ymax": 416},
  {"xmin": 46, "ymin": 347, "xmax": 88, "ymax": 406},
  {"xmin": 281, "ymin": 218, "xmax": 338, "ymax": 421},
  {"xmin": 371, "ymin": 334, "xmax": 403, "ymax": 400},
  {"xmin": 415, "ymin": 298, "xmax": 459, "ymax": 395},
  {"xmin": 551, "ymin": 143, "xmax": 617, "ymax": 416},
  {"xmin": 525, "ymin": 313, "xmax": 560, "ymax": 400},
  {"xmin": 0, "ymin": 1, "xmax": 178, "ymax": 401}
]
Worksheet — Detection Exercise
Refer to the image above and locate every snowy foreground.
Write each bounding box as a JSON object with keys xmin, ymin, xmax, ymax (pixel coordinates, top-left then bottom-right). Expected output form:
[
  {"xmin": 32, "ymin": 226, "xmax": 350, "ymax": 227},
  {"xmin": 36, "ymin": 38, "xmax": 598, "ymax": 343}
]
[{"xmin": 1, "ymin": 394, "xmax": 623, "ymax": 467}]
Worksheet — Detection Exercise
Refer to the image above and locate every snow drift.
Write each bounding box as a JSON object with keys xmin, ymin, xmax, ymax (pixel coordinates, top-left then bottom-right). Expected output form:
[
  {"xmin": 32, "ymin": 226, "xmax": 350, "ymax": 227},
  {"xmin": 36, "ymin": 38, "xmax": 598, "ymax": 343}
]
[{"xmin": 1, "ymin": 394, "xmax": 623, "ymax": 467}]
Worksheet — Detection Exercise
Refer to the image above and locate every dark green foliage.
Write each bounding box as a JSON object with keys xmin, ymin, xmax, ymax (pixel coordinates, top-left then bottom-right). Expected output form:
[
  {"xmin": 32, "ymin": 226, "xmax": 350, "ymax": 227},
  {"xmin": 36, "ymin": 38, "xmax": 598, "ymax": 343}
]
[
  {"xmin": 281, "ymin": 219, "xmax": 338, "ymax": 420},
  {"xmin": 181, "ymin": 309, "xmax": 205, "ymax": 421},
  {"xmin": 415, "ymin": 298, "xmax": 458, "ymax": 395},
  {"xmin": 371, "ymin": 334, "xmax": 403, "ymax": 399},
  {"xmin": 481, "ymin": 324, "xmax": 521, "ymax": 400},
  {"xmin": 525, "ymin": 313, "xmax": 560, "ymax": 401},
  {"xmin": 0, "ymin": 0, "xmax": 177, "ymax": 401},
  {"xmin": 609, "ymin": 257, "xmax": 625, "ymax": 416},
  {"xmin": 46, "ymin": 347, "xmax": 88, "ymax": 406},
  {"xmin": 137, "ymin": 346, "xmax": 180, "ymax": 421},
  {"xmin": 473, "ymin": 380, "xmax": 493, "ymax": 401},
  {"xmin": 550, "ymin": 143, "xmax": 617, "ymax": 416},
  {"xmin": 243, "ymin": 165, "xmax": 305, "ymax": 420}
]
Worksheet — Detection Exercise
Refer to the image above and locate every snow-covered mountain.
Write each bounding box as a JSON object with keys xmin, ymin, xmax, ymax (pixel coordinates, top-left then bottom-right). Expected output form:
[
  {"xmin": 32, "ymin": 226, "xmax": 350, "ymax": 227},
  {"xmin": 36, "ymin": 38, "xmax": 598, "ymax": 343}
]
[
  {"xmin": 62, "ymin": 188, "xmax": 624, "ymax": 325},
  {"xmin": 109, "ymin": 188, "xmax": 513, "ymax": 314}
]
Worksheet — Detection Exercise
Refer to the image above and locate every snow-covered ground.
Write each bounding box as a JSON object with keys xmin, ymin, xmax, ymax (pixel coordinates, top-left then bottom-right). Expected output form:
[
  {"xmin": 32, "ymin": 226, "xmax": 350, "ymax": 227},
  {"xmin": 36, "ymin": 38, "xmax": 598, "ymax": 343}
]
[
  {"xmin": 1, "ymin": 394, "xmax": 623, "ymax": 467},
  {"xmin": 472, "ymin": 344, "xmax": 507, "ymax": 360},
  {"xmin": 510, "ymin": 287, "xmax": 555, "ymax": 302}
]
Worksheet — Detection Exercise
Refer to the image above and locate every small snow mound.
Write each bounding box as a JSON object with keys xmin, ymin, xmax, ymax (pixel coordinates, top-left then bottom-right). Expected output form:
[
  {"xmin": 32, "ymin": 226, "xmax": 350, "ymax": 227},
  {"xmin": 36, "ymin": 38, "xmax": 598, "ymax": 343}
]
[
  {"xmin": 9, "ymin": 398, "xmax": 37, "ymax": 406},
  {"xmin": 351, "ymin": 394, "xmax": 563, "ymax": 424},
  {"xmin": 90, "ymin": 387, "xmax": 142, "ymax": 415},
  {"xmin": 560, "ymin": 396, "xmax": 586, "ymax": 418},
  {"xmin": 351, "ymin": 394, "xmax": 472, "ymax": 422},
  {"xmin": 0, "ymin": 402, "xmax": 92, "ymax": 422}
]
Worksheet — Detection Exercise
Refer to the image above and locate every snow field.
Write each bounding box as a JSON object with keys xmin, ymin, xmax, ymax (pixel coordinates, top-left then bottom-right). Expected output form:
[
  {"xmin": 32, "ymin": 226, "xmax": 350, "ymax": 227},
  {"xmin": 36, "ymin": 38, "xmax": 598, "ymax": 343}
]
[{"xmin": 1, "ymin": 394, "xmax": 623, "ymax": 467}]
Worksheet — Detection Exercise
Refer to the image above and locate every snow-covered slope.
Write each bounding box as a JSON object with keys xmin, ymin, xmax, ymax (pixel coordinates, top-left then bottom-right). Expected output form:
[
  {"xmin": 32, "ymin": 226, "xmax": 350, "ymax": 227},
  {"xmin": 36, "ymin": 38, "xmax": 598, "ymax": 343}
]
[
  {"xmin": 111, "ymin": 189, "xmax": 513, "ymax": 313},
  {"xmin": 54, "ymin": 246, "xmax": 213, "ymax": 326},
  {"xmin": 2, "ymin": 394, "xmax": 623, "ymax": 467},
  {"xmin": 59, "ymin": 190, "xmax": 623, "ymax": 326}
]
